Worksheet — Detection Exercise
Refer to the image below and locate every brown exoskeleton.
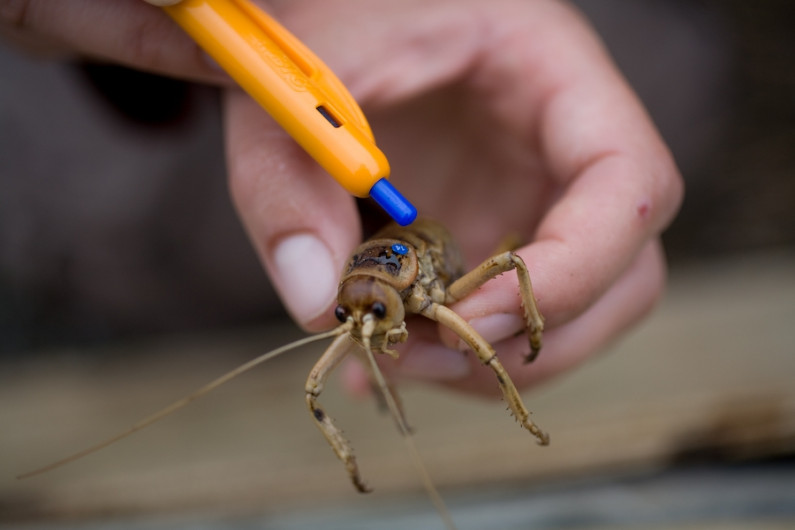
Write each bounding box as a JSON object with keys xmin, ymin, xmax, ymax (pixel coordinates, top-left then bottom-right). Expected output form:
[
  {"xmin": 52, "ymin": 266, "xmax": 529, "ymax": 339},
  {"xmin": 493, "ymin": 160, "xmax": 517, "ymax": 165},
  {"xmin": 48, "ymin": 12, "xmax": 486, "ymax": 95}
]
[
  {"xmin": 307, "ymin": 218, "xmax": 548, "ymax": 493},
  {"xmin": 19, "ymin": 218, "xmax": 547, "ymax": 530}
]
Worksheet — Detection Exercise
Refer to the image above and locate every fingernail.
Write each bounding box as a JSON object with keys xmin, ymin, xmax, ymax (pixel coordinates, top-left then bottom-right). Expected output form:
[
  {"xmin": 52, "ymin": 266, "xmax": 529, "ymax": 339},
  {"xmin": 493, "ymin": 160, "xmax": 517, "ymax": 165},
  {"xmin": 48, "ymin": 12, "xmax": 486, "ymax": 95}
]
[
  {"xmin": 397, "ymin": 343, "xmax": 471, "ymax": 381},
  {"xmin": 459, "ymin": 314, "xmax": 524, "ymax": 350},
  {"xmin": 272, "ymin": 233, "xmax": 337, "ymax": 322}
]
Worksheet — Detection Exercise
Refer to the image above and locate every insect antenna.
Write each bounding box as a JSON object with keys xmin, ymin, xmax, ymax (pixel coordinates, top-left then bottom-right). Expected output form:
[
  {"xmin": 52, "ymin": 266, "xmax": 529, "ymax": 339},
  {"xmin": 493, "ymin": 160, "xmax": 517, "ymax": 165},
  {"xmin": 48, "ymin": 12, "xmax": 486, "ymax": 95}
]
[
  {"xmin": 360, "ymin": 327, "xmax": 457, "ymax": 530},
  {"xmin": 17, "ymin": 322, "xmax": 353, "ymax": 480}
]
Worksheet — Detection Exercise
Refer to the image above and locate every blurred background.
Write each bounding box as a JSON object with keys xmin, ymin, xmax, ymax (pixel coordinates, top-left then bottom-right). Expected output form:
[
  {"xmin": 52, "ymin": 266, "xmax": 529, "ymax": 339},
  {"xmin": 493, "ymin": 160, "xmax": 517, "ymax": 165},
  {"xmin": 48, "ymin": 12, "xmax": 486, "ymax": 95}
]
[{"xmin": 1, "ymin": 0, "xmax": 793, "ymax": 528}]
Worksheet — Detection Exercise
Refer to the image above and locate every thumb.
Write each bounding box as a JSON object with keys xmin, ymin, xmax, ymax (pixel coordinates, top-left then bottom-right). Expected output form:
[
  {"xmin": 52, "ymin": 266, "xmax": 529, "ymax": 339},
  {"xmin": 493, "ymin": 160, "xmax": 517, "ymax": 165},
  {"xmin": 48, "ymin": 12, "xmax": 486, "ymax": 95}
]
[{"xmin": 224, "ymin": 90, "xmax": 360, "ymax": 331}]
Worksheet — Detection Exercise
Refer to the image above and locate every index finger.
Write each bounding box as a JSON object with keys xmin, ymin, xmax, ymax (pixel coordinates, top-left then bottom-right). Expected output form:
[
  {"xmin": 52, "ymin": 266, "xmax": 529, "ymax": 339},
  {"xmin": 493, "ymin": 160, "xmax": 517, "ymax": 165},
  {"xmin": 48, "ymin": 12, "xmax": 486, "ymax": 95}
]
[
  {"xmin": 1, "ymin": 0, "xmax": 225, "ymax": 82},
  {"xmin": 451, "ymin": 1, "xmax": 683, "ymax": 328}
]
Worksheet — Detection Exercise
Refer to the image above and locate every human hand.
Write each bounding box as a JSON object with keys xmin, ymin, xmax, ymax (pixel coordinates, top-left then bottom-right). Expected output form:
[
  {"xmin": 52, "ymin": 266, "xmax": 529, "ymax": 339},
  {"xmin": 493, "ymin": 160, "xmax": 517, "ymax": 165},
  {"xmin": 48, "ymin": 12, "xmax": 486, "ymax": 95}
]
[
  {"xmin": 3, "ymin": 0, "xmax": 683, "ymax": 396},
  {"xmin": 0, "ymin": 0, "xmax": 224, "ymax": 82},
  {"xmin": 224, "ymin": 0, "xmax": 684, "ymax": 396}
]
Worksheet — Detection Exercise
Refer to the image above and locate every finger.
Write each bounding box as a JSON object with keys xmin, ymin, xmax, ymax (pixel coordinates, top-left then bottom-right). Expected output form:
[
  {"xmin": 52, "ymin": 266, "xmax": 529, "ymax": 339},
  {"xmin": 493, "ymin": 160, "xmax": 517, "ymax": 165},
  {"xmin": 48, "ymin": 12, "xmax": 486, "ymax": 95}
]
[
  {"xmin": 530, "ymin": 4, "xmax": 683, "ymax": 324},
  {"xmin": 391, "ymin": 238, "xmax": 667, "ymax": 396},
  {"xmin": 444, "ymin": 1, "xmax": 683, "ymax": 331},
  {"xmin": 1, "ymin": 0, "xmax": 226, "ymax": 83},
  {"xmin": 221, "ymin": 1, "xmax": 491, "ymax": 331},
  {"xmin": 453, "ymin": 239, "xmax": 667, "ymax": 395},
  {"xmin": 223, "ymin": 89, "xmax": 360, "ymax": 331}
]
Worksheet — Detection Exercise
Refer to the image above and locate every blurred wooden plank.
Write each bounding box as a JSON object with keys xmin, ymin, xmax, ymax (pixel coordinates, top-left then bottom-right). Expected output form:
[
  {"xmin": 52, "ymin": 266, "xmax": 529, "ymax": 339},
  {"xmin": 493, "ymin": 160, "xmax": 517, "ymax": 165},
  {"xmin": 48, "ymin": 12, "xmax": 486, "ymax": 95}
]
[{"xmin": 2, "ymin": 252, "xmax": 794, "ymax": 521}]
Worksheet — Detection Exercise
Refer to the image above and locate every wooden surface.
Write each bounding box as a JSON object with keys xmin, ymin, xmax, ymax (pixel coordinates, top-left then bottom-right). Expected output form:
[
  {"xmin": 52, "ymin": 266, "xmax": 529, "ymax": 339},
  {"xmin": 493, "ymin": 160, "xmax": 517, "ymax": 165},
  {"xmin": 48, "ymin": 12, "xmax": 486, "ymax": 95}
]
[{"xmin": 2, "ymin": 251, "xmax": 794, "ymax": 525}]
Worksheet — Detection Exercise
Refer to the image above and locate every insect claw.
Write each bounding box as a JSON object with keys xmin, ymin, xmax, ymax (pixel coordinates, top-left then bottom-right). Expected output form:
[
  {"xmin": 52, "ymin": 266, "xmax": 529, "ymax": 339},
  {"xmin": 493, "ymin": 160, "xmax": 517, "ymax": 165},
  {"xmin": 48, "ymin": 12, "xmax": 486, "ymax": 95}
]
[
  {"xmin": 348, "ymin": 467, "xmax": 372, "ymax": 493},
  {"xmin": 355, "ymin": 480, "xmax": 373, "ymax": 493},
  {"xmin": 523, "ymin": 350, "xmax": 539, "ymax": 364},
  {"xmin": 381, "ymin": 347, "xmax": 400, "ymax": 359}
]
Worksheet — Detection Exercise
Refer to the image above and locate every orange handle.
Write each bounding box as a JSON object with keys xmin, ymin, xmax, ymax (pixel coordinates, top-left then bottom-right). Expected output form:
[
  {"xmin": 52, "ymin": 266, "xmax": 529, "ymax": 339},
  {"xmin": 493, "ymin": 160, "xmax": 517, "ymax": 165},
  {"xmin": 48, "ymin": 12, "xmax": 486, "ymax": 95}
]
[{"xmin": 164, "ymin": 0, "xmax": 389, "ymax": 198}]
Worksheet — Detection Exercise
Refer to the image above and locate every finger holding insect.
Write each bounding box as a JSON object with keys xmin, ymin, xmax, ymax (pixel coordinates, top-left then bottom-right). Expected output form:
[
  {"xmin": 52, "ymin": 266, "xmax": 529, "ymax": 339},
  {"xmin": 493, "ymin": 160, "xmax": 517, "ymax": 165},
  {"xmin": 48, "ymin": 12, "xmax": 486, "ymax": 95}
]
[
  {"xmin": 436, "ymin": 148, "xmax": 680, "ymax": 346},
  {"xmin": 392, "ymin": 239, "xmax": 666, "ymax": 397},
  {"xmin": 428, "ymin": 0, "xmax": 683, "ymax": 337},
  {"xmin": 224, "ymin": 90, "xmax": 361, "ymax": 331},
  {"xmin": 524, "ymin": 152, "xmax": 681, "ymax": 327}
]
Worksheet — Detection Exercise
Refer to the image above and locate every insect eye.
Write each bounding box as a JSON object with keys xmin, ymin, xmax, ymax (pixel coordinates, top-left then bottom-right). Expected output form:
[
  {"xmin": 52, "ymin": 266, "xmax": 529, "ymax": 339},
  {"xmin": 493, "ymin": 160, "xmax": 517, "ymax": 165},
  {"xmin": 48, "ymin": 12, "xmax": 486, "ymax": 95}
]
[
  {"xmin": 334, "ymin": 305, "xmax": 349, "ymax": 323},
  {"xmin": 371, "ymin": 302, "xmax": 387, "ymax": 319}
]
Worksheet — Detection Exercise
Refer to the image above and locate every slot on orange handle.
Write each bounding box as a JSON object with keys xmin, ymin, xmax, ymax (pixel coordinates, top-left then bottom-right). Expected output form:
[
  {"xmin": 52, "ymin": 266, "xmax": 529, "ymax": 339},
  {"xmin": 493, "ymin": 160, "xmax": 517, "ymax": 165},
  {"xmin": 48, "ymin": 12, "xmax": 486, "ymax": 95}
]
[{"xmin": 163, "ymin": 0, "xmax": 388, "ymax": 198}]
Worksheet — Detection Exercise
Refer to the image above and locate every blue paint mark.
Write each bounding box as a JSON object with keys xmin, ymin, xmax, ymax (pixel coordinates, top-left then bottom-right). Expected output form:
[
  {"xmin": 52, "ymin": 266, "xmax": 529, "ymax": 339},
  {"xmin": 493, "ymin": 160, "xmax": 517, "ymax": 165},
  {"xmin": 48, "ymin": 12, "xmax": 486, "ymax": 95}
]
[{"xmin": 391, "ymin": 243, "xmax": 408, "ymax": 255}]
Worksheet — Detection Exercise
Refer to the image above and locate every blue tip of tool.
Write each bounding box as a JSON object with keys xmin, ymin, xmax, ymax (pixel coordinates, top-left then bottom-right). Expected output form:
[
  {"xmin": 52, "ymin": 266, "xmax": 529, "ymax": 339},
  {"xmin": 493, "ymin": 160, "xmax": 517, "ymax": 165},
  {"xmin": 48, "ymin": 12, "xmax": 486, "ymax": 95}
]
[{"xmin": 369, "ymin": 178, "xmax": 417, "ymax": 226}]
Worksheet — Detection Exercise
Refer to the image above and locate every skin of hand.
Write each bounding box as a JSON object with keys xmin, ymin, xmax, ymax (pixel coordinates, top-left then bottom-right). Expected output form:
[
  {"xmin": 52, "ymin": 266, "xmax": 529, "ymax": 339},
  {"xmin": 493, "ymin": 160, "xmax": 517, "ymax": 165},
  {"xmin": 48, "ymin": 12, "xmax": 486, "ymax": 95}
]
[
  {"xmin": 224, "ymin": 0, "xmax": 684, "ymax": 396},
  {"xmin": 0, "ymin": 0, "xmax": 222, "ymax": 81},
  {"xmin": 2, "ymin": 0, "xmax": 683, "ymax": 397}
]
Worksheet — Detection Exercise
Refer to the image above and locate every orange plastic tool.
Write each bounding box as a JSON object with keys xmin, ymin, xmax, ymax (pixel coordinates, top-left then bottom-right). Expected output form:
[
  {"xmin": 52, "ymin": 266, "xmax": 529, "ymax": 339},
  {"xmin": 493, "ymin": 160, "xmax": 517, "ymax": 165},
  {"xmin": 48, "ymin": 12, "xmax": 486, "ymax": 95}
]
[{"xmin": 163, "ymin": 0, "xmax": 417, "ymax": 224}]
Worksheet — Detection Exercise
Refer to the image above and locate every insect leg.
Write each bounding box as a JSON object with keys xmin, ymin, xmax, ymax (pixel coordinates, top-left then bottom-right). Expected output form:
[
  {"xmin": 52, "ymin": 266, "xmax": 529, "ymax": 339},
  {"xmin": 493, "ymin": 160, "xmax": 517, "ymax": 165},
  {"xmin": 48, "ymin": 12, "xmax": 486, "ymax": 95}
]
[
  {"xmin": 422, "ymin": 303, "xmax": 549, "ymax": 445},
  {"xmin": 305, "ymin": 333, "xmax": 371, "ymax": 493},
  {"xmin": 445, "ymin": 251, "xmax": 544, "ymax": 362}
]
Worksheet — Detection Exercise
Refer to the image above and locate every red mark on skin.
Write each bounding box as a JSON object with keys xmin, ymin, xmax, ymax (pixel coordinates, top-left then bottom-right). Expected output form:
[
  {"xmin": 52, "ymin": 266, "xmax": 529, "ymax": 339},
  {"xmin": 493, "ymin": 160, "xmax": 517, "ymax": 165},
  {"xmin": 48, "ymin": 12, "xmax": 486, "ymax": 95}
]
[{"xmin": 636, "ymin": 201, "xmax": 651, "ymax": 220}]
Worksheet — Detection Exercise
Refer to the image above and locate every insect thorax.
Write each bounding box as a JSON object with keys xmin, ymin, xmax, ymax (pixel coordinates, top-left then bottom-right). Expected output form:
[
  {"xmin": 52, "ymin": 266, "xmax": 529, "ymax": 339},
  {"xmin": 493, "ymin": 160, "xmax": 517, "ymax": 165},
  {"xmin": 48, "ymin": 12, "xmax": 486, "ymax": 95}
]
[{"xmin": 341, "ymin": 239, "xmax": 419, "ymax": 290}]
